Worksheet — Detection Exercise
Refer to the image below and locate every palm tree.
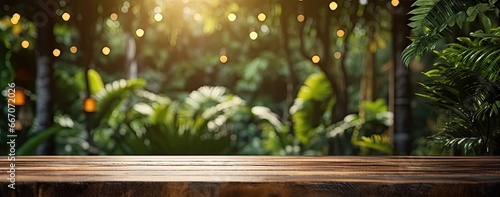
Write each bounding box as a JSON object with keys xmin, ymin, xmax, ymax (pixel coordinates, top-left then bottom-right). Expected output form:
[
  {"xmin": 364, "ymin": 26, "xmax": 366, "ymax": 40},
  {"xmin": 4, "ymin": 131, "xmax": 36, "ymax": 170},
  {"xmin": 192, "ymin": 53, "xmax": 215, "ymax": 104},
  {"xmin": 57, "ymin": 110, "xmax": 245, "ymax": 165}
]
[{"xmin": 403, "ymin": 0, "xmax": 500, "ymax": 155}]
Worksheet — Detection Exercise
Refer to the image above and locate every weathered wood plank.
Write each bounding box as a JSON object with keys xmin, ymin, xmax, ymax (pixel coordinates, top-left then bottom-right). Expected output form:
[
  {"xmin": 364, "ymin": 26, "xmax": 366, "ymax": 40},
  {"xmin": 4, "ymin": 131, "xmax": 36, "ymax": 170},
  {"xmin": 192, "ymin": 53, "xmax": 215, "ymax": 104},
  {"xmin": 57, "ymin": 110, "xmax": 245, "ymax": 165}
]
[{"xmin": 1, "ymin": 156, "xmax": 500, "ymax": 196}]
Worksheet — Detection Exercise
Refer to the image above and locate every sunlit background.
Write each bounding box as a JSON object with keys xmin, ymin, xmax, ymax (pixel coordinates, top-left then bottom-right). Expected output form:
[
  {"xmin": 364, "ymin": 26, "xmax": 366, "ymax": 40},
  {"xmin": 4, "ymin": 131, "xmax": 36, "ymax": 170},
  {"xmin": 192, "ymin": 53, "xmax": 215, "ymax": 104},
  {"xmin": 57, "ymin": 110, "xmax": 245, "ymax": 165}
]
[{"xmin": 0, "ymin": 0, "xmax": 439, "ymax": 156}]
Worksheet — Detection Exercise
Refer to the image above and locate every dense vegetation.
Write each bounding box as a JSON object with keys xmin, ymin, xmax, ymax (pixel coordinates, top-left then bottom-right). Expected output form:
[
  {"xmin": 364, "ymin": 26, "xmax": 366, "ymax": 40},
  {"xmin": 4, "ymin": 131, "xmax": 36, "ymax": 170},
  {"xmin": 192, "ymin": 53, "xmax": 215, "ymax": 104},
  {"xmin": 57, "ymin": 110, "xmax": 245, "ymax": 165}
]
[{"xmin": 1, "ymin": 0, "xmax": 498, "ymax": 155}]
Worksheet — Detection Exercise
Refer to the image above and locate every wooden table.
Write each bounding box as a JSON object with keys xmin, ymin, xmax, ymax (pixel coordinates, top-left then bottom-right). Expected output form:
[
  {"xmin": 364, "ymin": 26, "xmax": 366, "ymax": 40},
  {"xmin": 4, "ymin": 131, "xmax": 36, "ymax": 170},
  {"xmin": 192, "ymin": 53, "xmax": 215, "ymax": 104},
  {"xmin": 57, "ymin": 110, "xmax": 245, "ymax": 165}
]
[{"xmin": 1, "ymin": 156, "xmax": 500, "ymax": 196}]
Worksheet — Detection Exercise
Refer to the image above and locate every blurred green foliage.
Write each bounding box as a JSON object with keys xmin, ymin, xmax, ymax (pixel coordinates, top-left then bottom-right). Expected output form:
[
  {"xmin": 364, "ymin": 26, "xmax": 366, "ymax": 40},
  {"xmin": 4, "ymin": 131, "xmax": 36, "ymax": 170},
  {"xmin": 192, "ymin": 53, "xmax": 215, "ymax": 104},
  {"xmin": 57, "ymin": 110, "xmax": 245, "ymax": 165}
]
[{"xmin": 0, "ymin": 0, "xmax": 436, "ymax": 156}]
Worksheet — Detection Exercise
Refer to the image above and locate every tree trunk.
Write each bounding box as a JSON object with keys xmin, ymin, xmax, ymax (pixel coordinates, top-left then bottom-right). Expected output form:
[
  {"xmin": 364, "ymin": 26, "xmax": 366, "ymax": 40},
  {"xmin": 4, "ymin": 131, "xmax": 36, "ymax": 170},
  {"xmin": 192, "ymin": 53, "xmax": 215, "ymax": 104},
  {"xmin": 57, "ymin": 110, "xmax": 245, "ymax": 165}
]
[
  {"xmin": 125, "ymin": 33, "xmax": 138, "ymax": 79},
  {"xmin": 360, "ymin": 32, "xmax": 376, "ymax": 108},
  {"xmin": 391, "ymin": 0, "xmax": 413, "ymax": 155},
  {"xmin": 34, "ymin": 0, "xmax": 56, "ymax": 155},
  {"xmin": 74, "ymin": 0, "xmax": 99, "ymax": 154},
  {"xmin": 279, "ymin": 9, "xmax": 298, "ymax": 124}
]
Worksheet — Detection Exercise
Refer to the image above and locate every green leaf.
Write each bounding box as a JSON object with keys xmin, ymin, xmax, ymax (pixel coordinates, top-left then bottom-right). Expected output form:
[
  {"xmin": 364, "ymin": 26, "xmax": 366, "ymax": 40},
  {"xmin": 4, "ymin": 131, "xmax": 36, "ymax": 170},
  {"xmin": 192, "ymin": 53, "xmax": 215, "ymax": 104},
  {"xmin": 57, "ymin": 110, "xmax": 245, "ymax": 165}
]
[
  {"xmin": 17, "ymin": 126, "xmax": 61, "ymax": 155},
  {"xmin": 92, "ymin": 79, "xmax": 146, "ymax": 129},
  {"xmin": 402, "ymin": 0, "xmax": 493, "ymax": 65},
  {"xmin": 88, "ymin": 69, "xmax": 104, "ymax": 95},
  {"xmin": 290, "ymin": 72, "xmax": 335, "ymax": 144},
  {"xmin": 352, "ymin": 134, "xmax": 393, "ymax": 155},
  {"xmin": 479, "ymin": 13, "xmax": 492, "ymax": 33}
]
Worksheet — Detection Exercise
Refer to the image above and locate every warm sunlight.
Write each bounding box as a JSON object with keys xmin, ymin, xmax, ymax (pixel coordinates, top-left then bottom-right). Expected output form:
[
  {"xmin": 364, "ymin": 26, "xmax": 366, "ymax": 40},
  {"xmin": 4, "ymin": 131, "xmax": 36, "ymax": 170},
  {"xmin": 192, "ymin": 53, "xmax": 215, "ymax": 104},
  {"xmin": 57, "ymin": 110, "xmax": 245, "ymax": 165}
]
[{"xmin": 3, "ymin": 0, "xmax": 496, "ymax": 162}]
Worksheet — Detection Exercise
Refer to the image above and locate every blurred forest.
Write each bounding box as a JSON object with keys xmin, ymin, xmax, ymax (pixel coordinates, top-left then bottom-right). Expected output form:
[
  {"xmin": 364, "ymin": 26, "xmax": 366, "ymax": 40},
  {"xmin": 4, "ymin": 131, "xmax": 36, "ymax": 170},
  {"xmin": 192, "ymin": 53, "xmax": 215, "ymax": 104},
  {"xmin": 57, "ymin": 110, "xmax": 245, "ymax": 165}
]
[{"xmin": 0, "ymin": 0, "xmax": 455, "ymax": 156}]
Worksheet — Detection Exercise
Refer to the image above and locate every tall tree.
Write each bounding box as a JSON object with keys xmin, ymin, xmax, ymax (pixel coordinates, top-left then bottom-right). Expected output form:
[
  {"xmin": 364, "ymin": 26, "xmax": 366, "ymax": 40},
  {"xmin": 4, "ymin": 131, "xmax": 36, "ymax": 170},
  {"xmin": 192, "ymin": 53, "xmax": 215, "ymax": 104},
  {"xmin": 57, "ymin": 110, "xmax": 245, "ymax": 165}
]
[
  {"xmin": 391, "ymin": 0, "xmax": 412, "ymax": 155},
  {"xmin": 34, "ymin": 0, "xmax": 57, "ymax": 155}
]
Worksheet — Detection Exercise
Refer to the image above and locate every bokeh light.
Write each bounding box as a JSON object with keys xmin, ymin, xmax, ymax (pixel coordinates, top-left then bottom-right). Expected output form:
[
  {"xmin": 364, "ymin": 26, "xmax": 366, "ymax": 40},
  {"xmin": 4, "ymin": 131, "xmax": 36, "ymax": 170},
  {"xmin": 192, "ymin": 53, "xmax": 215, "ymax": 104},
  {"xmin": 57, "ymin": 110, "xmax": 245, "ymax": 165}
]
[
  {"xmin": 154, "ymin": 13, "xmax": 163, "ymax": 22},
  {"xmin": 10, "ymin": 13, "xmax": 20, "ymax": 24},
  {"xmin": 391, "ymin": 0, "xmax": 400, "ymax": 7},
  {"xmin": 102, "ymin": 47, "xmax": 111, "ymax": 55},
  {"xmin": 228, "ymin": 13, "xmax": 237, "ymax": 22},
  {"xmin": 62, "ymin": 12, "xmax": 71, "ymax": 21},
  {"xmin": 70, "ymin": 46, "xmax": 78, "ymax": 54},
  {"xmin": 311, "ymin": 55, "xmax": 320, "ymax": 63},
  {"xmin": 220, "ymin": 55, "xmax": 228, "ymax": 63},
  {"xmin": 154, "ymin": 6, "xmax": 161, "ymax": 13},
  {"xmin": 110, "ymin": 13, "xmax": 118, "ymax": 21},
  {"xmin": 121, "ymin": 1, "xmax": 130, "ymax": 13},
  {"xmin": 193, "ymin": 13, "xmax": 202, "ymax": 21},
  {"xmin": 297, "ymin": 14, "xmax": 305, "ymax": 22},
  {"xmin": 136, "ymin": 28, "xmax": 145, "ymax": 37},
  {"xmin": 53, "ymin": 49, "xmax": 61, "ymax": 57},
  {"xmin": 249, "ymin": 31, "xmax": 258, "ymax": 40},
  {"xmin": 334, "ymin": 52, "xmax": 342, "ymax": 59},
  {"xmin": 260, "ymin": 25, "xmax": 270, "ymax": 33},
  {"xmin": 337, "ymin": 29, "xmax": 345, "ymax": 37},
  {"xmin": 21, "ymin": 40, "xmax": 29, "ymax": 48},
  {"xmin": 257, "ymin": 13, "xmax": 266, "ymax": 22},
  {"xmin": 329, "ymin": 2, "xmax": 338, "ymax": 11}
]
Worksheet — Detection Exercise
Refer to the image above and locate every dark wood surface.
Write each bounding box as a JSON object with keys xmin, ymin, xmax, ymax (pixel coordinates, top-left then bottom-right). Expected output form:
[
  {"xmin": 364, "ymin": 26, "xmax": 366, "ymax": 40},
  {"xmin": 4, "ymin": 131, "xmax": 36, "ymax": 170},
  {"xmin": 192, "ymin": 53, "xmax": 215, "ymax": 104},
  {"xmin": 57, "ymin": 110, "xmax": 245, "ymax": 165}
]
[{"xmin": 1, "ymin": 156, "xmax": 500, "ymax": 196}]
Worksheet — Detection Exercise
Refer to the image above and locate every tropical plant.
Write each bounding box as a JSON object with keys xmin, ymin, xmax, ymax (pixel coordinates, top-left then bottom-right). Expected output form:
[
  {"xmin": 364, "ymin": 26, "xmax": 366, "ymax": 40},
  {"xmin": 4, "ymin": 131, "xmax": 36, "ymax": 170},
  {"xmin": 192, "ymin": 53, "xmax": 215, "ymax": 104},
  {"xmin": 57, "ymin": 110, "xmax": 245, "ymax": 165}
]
[
  {"xmin": 404, "ymin": 0, "xmax": 500, "ymax": 155},
  {"xmin": 92, "ymin": 83, "xmax": 287, "ymax": 155},
  {"xmin": 290, "ymin": 72, "xmax": 335, "ymax": 145},
  {"xmin": 288, "ymin": 72, "xmax": 393, "ymax": 155},
  {"xmin": 326, "ymin": 99, "xmax": 393, "ymax": 155},
  {"xmin": 402, "ymin": 0, "xmax": 499, "ymax": 65},
  {"xmin": 419, "ymin": 29, "xmax": 500, "ymax": 155}
]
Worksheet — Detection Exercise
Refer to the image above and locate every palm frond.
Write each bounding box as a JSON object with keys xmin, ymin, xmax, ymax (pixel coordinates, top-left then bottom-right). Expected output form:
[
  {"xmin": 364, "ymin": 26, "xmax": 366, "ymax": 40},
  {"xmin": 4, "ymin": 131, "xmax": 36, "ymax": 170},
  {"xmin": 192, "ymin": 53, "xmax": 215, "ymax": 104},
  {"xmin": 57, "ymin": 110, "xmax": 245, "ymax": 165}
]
[
  {"xmin": 92, "ymin": 79, "xmax": 146, "ymax": 129},
  {"xmin": 351, "ymin": 134, "xmax": 393, "ymax": 155},
  {"xmin": 443, "ymin": 29, "xmax": 500, "ymax": 81},
  {"xmin": 402, "ymin": 0, "xmax": 496, "ymax": 65},
  {"xmin": 421, "ymin": 58, "xmax": 500, "ymax": 155},
  {"xmin": 290, "ymin": 72, "xmax": 335, "ymax": 144},
  {"xmin": 179, "ymin": 86, "xmax": 244, "ymax": 133},
  {"xmin": 251, "ymin": 106, "xmax": 283, "ymax": 130}
]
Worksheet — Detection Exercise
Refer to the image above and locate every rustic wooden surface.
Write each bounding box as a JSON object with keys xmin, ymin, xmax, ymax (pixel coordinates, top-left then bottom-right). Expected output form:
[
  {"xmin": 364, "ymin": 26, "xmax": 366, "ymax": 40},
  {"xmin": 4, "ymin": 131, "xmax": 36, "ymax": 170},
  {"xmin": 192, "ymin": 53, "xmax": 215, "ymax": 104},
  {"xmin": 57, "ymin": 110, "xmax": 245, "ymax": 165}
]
[{"xmin": 1, "ymin": 156, "xmax": 500, "ymax": 196}]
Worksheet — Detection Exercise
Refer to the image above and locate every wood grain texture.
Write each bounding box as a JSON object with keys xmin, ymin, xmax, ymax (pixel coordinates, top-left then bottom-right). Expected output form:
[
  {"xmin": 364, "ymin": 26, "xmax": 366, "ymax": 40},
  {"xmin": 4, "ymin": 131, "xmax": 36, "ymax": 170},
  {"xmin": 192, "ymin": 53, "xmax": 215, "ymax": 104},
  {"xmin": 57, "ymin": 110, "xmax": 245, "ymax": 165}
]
[{"xmin": 1, "ymin": 156, "xmax": 500, "ymax": 196}]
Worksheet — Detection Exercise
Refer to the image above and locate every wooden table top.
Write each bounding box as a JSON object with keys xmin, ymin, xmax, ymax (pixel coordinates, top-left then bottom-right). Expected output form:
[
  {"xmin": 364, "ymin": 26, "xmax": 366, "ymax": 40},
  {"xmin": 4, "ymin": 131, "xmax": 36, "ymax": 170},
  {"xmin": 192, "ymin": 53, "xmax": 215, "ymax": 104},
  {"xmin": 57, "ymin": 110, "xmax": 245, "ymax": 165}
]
[
  {"xmin": 1, "ymin": 156, "xmax": 500, "ymax": 196},
  {"xmin": 2, "ymin": 156, "xmax": 499, "ymax": 183}
]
